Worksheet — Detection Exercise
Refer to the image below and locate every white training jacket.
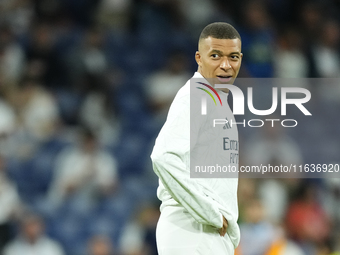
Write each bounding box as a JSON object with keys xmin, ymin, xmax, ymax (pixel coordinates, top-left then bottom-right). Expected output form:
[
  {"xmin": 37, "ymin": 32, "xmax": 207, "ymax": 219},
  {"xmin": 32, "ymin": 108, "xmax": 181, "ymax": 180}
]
[{"xmin": 151, "ymin": 72, "xmax": 240, "ymax": 248}]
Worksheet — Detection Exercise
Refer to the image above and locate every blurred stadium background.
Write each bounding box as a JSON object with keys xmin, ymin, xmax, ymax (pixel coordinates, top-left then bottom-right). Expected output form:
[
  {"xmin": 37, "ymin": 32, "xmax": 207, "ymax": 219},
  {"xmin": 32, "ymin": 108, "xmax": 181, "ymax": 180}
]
[{"xmin": 0, "ymin": 0, "xmax": 339, "ymax": 255}]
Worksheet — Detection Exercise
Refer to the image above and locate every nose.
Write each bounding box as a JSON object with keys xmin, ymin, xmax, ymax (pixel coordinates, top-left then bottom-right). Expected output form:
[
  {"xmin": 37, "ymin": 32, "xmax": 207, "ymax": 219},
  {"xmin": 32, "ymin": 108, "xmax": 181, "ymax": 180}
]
[{"xmin": 220, "ymin": 58, "xmax": 231, "ymax": 71}]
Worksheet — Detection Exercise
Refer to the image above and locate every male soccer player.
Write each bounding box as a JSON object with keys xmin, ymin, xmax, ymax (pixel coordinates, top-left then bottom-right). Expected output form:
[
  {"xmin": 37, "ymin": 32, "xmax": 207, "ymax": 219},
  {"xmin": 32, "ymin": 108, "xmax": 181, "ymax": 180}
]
[{"xmin": 151, "ymin": 22, "xmax": 243, "ymax": 254}]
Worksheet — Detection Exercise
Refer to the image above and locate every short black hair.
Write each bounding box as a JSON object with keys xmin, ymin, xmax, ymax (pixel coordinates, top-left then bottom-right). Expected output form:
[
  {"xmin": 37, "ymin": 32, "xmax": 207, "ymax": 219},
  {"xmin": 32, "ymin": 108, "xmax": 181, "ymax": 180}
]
[{"xmin": 199, "ymin": 22, "xmax": 241, "ymax": 42}]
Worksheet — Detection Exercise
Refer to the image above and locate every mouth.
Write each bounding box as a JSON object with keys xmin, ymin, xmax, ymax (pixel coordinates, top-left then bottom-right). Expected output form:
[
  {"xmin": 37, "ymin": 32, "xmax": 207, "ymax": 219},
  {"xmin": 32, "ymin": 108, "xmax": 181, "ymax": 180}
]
[{"xmin": 216, "ymin": 75, "xmax": 232, "ymax": 83}]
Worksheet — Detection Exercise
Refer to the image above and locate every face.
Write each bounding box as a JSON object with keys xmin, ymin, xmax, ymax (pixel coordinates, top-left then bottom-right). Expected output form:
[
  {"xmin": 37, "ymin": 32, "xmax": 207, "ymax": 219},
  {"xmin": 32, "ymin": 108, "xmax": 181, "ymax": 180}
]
[
  {"xmin": 89, "ymin": 237, "xmax": 112, "ymax": 255},
  {"xmin": 23, "ymin": 218, "xmax": 43, "ymax": 243},
  {"xmin": 195, "ymin": 37, "xmax": 242, "ymax": 87}
]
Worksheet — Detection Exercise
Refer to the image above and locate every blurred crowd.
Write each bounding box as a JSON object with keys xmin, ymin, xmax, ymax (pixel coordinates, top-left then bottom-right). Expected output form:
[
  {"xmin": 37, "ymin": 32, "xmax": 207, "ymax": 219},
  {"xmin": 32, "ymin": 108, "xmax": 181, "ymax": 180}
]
[{"xmin": 0, "ymin": 0, "xmax": 339, "ymax": 255}]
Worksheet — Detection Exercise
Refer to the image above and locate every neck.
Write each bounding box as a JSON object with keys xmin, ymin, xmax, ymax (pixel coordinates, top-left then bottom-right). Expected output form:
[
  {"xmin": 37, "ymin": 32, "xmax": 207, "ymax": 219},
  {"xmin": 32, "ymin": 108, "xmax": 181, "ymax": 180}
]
[{"xmin": 196, "ymin": 69, "xmax": 229, "ymax": 93}]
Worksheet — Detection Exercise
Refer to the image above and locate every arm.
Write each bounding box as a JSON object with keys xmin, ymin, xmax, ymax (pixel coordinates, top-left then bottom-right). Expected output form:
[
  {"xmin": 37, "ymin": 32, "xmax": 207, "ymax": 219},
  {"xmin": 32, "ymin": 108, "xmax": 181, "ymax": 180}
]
[{"xmin": 151, "ymin": 92, "xmax": 223, "ymax": 229}]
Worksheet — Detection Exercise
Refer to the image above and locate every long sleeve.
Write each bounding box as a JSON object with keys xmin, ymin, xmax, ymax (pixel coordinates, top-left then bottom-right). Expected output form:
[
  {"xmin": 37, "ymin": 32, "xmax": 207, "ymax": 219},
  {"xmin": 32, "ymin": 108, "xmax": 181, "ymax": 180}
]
[{"xmin": 151, "ymin": 87, "xmax": 223, "ymax": 229}]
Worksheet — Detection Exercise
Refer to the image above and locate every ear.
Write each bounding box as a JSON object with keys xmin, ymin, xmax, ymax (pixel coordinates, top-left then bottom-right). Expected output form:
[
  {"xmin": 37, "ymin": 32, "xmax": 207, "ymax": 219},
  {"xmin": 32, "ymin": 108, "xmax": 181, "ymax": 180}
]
[{"xmin": 195, "ymin": 51, "xmax": 201, "ymax": 66}]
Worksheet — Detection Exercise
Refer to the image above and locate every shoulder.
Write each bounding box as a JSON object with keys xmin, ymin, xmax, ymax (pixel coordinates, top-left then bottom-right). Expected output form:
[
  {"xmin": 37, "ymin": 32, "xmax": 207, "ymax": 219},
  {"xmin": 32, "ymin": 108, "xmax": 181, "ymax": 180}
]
[
  {"xmin": 3, "ymin": 239, "xmax": 22, "ymax": 255},
  {"xmin": 172, "ymin": 77, "xmax": 209, "ymax": 105},
  {"xmin": 174, "ymin": 78, "xmax": 191, "ymax": 100},
  {"xmin": 97, "ymin": 150, "xmax": 117, "ymax": 165},
  {"xmin": 40, "ymin": 237, "xmax": 64, "ymax": 253}
]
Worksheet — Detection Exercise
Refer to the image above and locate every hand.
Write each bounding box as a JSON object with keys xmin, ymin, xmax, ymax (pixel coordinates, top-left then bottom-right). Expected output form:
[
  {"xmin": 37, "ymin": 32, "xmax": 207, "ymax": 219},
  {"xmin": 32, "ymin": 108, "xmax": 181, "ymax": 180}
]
[{"xmin": 219, "ymin": 216, "xmax": 228, "ymax": 237}]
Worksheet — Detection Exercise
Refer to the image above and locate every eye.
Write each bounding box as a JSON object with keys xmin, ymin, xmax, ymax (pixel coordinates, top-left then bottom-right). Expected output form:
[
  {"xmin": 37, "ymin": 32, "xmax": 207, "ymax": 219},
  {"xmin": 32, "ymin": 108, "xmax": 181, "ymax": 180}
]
[
  {"xmin": 211, "ymin": 53, "xmax": 219, "ymax": 59},
  {"xmin": 230, "ymin": 55, "xmax": 240, "ymax": 60}
]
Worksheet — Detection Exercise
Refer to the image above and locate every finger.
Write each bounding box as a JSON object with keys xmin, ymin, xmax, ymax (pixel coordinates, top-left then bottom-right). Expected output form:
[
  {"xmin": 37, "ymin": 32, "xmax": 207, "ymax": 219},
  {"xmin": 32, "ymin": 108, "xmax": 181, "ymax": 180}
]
[
  {"xmin": 220, "ymin": 228, "xmax": 225, "ymax": 236},
  {"xmin": 220, "ymin": 227, "xmax": 225, "ymax": 237}
]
